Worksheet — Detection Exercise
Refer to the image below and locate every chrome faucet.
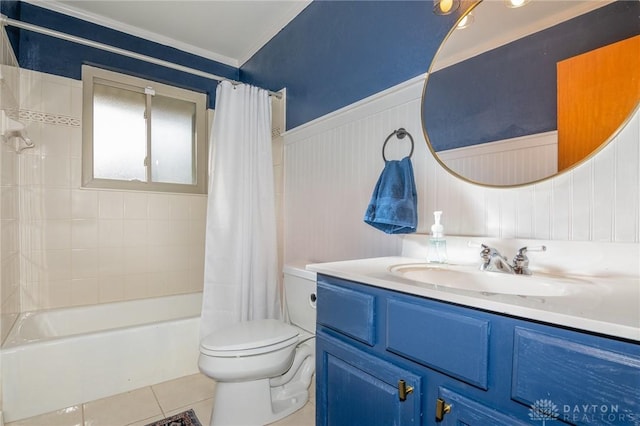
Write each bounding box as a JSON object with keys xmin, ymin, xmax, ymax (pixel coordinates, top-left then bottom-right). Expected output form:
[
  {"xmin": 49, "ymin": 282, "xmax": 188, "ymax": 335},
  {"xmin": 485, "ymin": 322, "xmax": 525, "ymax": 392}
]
[{"xmin": 478, "ymin": 244, "xmax": 546, "ymax": 275}]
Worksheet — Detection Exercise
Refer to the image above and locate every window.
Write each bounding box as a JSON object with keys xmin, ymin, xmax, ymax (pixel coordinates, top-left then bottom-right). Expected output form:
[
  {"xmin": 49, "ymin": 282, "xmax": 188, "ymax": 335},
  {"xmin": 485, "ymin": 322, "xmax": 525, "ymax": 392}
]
[{"xmin": 82, "ymin": 65, "xmax": 207, "ymax": 194}]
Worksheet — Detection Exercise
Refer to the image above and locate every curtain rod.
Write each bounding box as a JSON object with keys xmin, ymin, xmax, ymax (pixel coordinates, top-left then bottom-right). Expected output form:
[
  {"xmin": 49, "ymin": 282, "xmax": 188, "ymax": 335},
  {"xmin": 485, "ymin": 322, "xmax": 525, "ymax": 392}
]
[{"xmin": 0, "ymin": 15, "xmax": 282, "ymax": 99}]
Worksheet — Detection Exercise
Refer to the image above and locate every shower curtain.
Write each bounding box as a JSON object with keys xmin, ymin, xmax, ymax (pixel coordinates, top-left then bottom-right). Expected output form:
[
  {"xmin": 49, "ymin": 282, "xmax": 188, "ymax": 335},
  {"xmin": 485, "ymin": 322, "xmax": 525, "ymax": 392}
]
[{"xmin": 200, "ymin": 81, "xmax": 281, "ymax": 340}]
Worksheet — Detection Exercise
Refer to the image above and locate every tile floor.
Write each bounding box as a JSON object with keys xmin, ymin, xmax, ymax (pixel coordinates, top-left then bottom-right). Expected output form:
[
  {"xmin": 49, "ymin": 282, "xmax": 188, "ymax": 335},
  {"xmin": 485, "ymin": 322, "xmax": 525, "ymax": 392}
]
[{"xmin": 5, "ymin": 373, "xmax": 315, "ymax": 426}]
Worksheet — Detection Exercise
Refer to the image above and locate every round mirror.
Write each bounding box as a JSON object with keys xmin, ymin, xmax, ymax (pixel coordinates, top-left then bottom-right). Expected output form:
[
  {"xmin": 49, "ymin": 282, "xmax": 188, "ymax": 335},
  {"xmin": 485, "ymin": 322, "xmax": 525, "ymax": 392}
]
[{"xmin": 422, "ymin": 0, "xmax": 640, "ymax": 187}]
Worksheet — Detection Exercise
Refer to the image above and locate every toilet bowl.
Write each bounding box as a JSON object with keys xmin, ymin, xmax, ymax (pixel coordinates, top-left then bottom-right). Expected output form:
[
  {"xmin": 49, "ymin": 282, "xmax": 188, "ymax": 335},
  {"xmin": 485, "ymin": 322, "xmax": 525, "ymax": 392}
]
[{"xmin": 198, "ymin": 264, "xmax": 317, "ymax": 426}]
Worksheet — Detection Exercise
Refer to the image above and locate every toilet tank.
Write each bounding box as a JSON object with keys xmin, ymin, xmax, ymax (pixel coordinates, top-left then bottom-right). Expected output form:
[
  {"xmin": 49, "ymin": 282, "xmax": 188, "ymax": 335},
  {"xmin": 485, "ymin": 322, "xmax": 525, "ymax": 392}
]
[{"xmin": 283, "ymin": 264, "xmax": 317, "ymax": 333}]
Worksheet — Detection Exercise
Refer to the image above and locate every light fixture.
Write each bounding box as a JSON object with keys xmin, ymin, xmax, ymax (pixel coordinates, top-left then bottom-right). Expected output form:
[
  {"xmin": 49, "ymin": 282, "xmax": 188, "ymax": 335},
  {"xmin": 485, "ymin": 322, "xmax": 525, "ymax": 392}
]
[
  {"xmin": 456, "ymin": 12, "xmax": 474, "ymax": 29},
  {"xmin": 504, "ymin": 0, "xmax": 531, "ymax": 8},
  {"xmin": 433, "ymin": 0, "xmax": 460, "ymax": 16}
]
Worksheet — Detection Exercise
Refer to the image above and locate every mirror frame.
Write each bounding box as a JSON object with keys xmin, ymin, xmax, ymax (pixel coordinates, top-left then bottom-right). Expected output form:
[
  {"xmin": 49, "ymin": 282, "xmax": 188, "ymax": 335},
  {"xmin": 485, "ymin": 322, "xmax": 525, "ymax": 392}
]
[{"xmin": 421, "ymin": 1, "xmax": 640, "ymax": 188}]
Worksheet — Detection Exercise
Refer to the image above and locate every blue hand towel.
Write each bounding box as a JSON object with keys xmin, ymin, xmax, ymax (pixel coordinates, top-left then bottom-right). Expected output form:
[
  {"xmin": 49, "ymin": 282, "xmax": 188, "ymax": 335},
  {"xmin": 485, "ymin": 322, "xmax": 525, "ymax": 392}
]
[{"xmin": 364, "ymin": 157, "xmax": 417, "ymax": 234}]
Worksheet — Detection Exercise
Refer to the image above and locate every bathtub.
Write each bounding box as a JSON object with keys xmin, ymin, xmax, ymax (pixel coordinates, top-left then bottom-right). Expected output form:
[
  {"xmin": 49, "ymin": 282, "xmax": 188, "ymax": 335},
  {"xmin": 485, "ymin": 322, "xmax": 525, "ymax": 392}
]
[{"xmin": 1, "ymin": 292, "xmax": 202, "ymax": 422}]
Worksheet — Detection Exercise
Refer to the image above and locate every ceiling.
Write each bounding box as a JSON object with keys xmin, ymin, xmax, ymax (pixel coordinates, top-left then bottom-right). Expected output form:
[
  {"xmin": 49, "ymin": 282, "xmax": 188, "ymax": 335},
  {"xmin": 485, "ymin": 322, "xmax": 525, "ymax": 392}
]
[
  {"xmin": 434, "ymin": 0, "xmax": 613, "ymax": 70},
  {"xmin": 23, "ymin": 0, "xmax": 312, "ymax": 67}
]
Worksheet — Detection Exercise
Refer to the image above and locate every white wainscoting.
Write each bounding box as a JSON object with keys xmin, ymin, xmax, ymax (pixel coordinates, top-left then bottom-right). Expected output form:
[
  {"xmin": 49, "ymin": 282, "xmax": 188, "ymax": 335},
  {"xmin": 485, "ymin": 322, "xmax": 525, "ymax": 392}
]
[
  {"xmin": 436, "ymin": 131, "xmax": 558, "ymax": 186},
  {"xmin": 282, "ymin": 76, "xmax": 639, "ymax": 264}
]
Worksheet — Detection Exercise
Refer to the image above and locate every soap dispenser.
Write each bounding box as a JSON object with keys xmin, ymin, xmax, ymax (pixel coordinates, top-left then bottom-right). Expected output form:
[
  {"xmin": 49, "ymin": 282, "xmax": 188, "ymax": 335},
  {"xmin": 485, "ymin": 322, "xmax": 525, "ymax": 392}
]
[{"xmin": 427, "ymin": 211, "xmax": 448, "ymax": 264}]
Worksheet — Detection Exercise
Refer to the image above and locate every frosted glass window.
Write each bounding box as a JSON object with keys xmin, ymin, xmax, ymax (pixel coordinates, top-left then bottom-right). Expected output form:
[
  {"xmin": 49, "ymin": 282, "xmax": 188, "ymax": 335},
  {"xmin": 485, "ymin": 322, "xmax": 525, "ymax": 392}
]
[
  {"xmin": 82, "ymin": 66, "xmax": 207, "ymax": 194},
  {"xmin": 93, "ymin": 83, "xmax": 147, "ymax": 181},
  {"xmin": 151, "ymin": 95, "xmax": 196, "ymax": 185}
]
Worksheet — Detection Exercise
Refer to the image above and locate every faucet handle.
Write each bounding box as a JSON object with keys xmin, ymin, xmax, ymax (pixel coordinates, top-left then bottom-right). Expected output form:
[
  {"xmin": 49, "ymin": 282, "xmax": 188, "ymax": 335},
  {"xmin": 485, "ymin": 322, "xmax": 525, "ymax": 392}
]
[
  {"xmin": 513, "ymin": 246, "xmax": 546, "ymax": 275},
  {"xmin": 477, "ymin": 243, "xmax": 493, "ymax": 259},
  {"xmin": 517, "ymin": 246, "xmax": 547, "ymax": 255}
]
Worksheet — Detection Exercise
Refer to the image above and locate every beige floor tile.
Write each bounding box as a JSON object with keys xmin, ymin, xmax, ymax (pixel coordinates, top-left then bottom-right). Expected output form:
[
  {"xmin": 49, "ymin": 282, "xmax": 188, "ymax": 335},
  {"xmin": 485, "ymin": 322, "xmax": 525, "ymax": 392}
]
[
  {"xmin": 6, "ymin": 406, "xmax": 83, "ymax": 426},
  {"xmin": 151, "ymin": 373, "xmax": 216, "ymax": 414},
  {"xmin": 124, "ymin": 414, "xmax": 164, "ymax": 426},
  {"xmin": 83, "ymin": 387, "xmax": 162, "ymax": 426},
  {"xmin": 164, "ymin": 398, "xmax": 213, "ymax": 426}
]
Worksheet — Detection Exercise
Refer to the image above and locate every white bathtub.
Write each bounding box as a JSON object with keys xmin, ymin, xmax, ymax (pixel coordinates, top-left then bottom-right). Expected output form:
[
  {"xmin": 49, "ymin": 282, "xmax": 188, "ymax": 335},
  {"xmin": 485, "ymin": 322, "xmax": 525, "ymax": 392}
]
[{"xmin": 1, "ymin": 292, "xmax": 202, "ymax": 422}]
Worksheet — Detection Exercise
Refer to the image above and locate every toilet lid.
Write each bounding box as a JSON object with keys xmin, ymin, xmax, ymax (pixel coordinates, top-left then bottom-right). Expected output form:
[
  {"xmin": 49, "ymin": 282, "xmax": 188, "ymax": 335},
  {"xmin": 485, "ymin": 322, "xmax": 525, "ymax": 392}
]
[{"xmin": 200, "ymin": 319, "xmax": 299, "ymax": 356}]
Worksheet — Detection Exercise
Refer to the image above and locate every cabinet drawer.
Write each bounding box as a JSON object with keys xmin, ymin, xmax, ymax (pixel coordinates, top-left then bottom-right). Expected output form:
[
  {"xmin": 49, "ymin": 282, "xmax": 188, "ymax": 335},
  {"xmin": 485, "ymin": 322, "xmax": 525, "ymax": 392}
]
[
  {"xmin": 438, "ymin": 387, "xmax": 529, "ymax": 425},
  {"xmin": 317, "ymin": 281, "xmax": 376, "ymax": 345},
  {"xmin": 512, "ymin": 327, "xmax": 640, "ymax": 425},
  {"xmin": 386, "ymin": 298, "xmax": 490, "ymax": 389}
]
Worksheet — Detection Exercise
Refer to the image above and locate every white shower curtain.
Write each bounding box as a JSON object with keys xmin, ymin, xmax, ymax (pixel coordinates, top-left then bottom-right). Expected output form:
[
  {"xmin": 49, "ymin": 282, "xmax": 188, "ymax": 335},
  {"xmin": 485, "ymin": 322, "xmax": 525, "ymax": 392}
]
[{"xmin": 200, "ymin": 81, "xmax": 281, "ymax": 340}]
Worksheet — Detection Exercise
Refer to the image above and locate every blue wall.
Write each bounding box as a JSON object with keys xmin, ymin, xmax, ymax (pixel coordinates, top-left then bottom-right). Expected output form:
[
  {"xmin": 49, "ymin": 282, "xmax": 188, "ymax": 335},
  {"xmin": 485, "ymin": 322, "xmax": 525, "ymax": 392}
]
[
  {"xmin": 240, "ymin": 1, "xmax": 461, "ymax": 130},
  {"xmin": 4, "ymin": 1, "xmax": 637, "ymax": 135},
  {"xmin": 1, "ymin": 0, "xmax": 460, "ymax": 120},
  {"xmin": 423, "ymin": 1, "xmax": 640, "ymax": 152},
  {"xmin": 0, "ymin": 1, "xmax": 238, "ymax": 109},
  {"xmin": 2, "ymin": 0, "xmax": 463, "ymax": 124}
]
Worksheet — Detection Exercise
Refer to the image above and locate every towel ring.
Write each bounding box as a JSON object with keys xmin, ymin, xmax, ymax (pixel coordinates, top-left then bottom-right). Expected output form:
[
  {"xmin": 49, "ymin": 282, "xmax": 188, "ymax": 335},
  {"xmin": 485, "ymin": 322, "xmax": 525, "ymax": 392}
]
[{"xmin": 382, "ymin": 128, "xmax": 414, "ymax": 162}]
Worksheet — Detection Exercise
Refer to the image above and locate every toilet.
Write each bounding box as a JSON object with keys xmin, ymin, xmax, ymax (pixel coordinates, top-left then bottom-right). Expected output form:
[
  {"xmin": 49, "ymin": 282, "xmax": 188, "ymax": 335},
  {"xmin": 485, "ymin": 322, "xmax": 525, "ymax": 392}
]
[{"xmin": 198, "ymin": 264, "xmax": 317, "ymax": 426}]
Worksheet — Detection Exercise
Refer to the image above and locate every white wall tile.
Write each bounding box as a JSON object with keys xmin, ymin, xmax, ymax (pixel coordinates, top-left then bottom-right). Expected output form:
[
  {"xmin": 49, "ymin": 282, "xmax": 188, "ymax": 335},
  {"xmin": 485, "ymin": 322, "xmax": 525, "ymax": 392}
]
[
  {"xmin": 147, "ymin": 194, "xmax": 170, "ymax": 220},
  {"xmin": 42, "ymin": 219, "xmax": 71, "ymax": 250},
  {"xmin": 98, "ymin": 247, "xmax": 124, "ymax": 276},
  {"xmin": 98, "ymin": 219, "xmax": 124, "ymax": 248},
  {"xmin": 123, "ymin": 192, "xmax": 148, "ymax": 220},
  {"xmin": 71, "ymin": 190, "xmax": 98, "ymax": 219},
  {"xmin": 70, "ymin": 277, "xmax": 99, "ymax": 306},
  {"xmin": 40, "ymin": 249, "xmax": 71, "ymax": 282},
  {"xmin": 43, "ymin": 188, "xmax": 71, "ymax": 219},
  {"xmin": 123, "ymin": 274, "xmax": 150, "ymax": 300},
  {"xmin": 98, "ymin": 192, "xmax": 124, "ymax": 219},
  {"xmin": 19, "ymin": 69, "xmax": 44, "ymax": 111},
  {"xmin": 40, "ymin": 125, "xmax": 71, "ymax": 157},
  {"xmin": 123, "ymin": 220, "xmax": 148, "ymax": 247},
  {"xmin": 42, "ymin": 156, "xmax": 71, "ymax": 188},
  {"xmin": 71, "ymin": 248, "xmax": 99, "ymax": 280},
  {"xmin": 70, "ymin": 84, "xmax": 83, "ymax": 120},
  {"xmin": 98, "ymin": 274, "xmax": 125, "ymax": 303},
  {"xmin": 123, "ymin": 247, "xmax": 148, "ymax": 274},
  {"xmin": 168, "ymin": 195, "xmax": 190, "ymax": 221},
  {"xmin": 42, "ymin": 80, "xmax": 71, "ymax": 116}
]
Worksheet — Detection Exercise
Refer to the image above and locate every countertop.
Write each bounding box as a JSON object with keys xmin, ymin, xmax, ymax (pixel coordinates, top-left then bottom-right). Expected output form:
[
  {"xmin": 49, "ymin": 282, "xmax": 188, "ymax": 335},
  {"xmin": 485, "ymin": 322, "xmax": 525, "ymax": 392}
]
[{"xmin": 307, "ymin": 256, "xmax": 640, "ymax": 342}]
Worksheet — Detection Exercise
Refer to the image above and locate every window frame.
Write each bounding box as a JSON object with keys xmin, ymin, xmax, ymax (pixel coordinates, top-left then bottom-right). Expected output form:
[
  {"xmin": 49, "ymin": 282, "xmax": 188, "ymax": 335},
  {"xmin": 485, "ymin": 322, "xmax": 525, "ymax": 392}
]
[{"xmin": 82, "ymin": 65, "xmax": 208, "ymax": 194}]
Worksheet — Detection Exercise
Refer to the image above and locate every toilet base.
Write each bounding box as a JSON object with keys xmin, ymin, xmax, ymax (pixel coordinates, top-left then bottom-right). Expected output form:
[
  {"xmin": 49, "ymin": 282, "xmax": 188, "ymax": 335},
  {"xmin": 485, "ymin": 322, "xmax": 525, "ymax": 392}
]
[{"xmin": 210, "ymin": 379, "xmax": 309, "ymax": 426}]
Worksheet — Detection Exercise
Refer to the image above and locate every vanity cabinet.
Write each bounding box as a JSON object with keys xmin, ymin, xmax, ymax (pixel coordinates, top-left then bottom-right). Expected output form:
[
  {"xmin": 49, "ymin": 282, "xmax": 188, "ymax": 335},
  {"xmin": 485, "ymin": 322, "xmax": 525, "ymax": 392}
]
[{"xmin": 315, "ymin": 274, "xmax": 640, "ymax": 426}]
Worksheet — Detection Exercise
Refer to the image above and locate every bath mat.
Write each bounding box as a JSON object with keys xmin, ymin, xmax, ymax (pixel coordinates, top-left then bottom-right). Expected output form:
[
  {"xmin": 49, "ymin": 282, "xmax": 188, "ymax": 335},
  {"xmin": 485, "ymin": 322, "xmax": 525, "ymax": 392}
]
[{"xmin": 145, "ymin": 409, "xmax": 202, "ymax": 426}]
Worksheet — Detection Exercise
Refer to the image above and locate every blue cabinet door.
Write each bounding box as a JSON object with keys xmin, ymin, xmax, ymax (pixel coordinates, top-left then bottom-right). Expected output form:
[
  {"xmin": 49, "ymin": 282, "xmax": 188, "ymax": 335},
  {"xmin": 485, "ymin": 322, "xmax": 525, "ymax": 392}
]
[{"xmin": 317, "ymin": 333, "xmax": 422, "ymax": 426}]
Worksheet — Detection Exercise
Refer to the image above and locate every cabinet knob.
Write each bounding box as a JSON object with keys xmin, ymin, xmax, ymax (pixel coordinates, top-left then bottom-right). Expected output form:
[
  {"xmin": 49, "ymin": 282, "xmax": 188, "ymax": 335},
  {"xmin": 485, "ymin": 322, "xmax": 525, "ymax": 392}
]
[
  {"xmin": 397, "ymin": 379, "xmax": 414, "ymax": 401},
  {"xmin": 435, "ymin": 398, "xmax": 451, "ymax": 422}
]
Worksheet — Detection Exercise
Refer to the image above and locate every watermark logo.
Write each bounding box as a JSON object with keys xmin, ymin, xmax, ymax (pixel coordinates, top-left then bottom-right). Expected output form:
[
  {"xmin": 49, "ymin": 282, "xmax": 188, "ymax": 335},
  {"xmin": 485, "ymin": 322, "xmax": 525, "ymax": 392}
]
[
  {"xmin": 529, "ymin": 399, "xmax": 559, "ymax": 425},
  {"xmin": 529, "ymin": 399, "xmax": 639, "ymax": 424}
]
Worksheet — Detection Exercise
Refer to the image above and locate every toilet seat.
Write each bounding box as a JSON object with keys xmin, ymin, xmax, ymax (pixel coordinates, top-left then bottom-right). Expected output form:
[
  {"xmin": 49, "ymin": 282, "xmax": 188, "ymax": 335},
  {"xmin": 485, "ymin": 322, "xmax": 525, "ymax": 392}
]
[{"xmin": 200, "ymin": 319, "xmax": 300, "ymax": 357}]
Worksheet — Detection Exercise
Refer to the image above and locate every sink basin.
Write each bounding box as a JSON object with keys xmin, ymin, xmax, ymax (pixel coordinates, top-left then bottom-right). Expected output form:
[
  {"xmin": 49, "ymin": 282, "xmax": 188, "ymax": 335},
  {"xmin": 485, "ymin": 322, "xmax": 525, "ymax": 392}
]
[{"xmin": 388, "ymin": 263, "xmax": 586, "ymax": 297}]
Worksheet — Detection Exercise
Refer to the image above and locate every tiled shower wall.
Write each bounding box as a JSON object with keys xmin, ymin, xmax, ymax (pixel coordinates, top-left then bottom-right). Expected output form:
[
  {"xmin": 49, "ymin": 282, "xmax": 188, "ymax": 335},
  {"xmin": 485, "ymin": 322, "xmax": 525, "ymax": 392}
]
[
  {"xmin": 4, "ymin": 66, "xmax": 286, "ymax": 315},
  {"xmin": 16, "ymin": 68, "xmax": 207, "ymax": 311},
  {"xmin": 283, "ymin": 76, "xmax": 640, "ymax": 264}
]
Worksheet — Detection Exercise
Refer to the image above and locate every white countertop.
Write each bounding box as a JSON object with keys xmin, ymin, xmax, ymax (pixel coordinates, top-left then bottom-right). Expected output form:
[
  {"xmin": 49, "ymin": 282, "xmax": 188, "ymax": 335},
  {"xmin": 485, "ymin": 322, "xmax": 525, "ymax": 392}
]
[{"xmin": 307, "ymin": 256, "xmax": 640, "ymax": 342}]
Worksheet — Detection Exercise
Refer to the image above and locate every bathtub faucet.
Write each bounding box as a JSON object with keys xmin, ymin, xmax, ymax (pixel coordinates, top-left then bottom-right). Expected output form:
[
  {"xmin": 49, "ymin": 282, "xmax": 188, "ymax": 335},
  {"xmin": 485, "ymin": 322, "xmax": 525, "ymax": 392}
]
[{"xmin": 478, "ymin": 244, "xmax": 546, "ymax": 275}]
